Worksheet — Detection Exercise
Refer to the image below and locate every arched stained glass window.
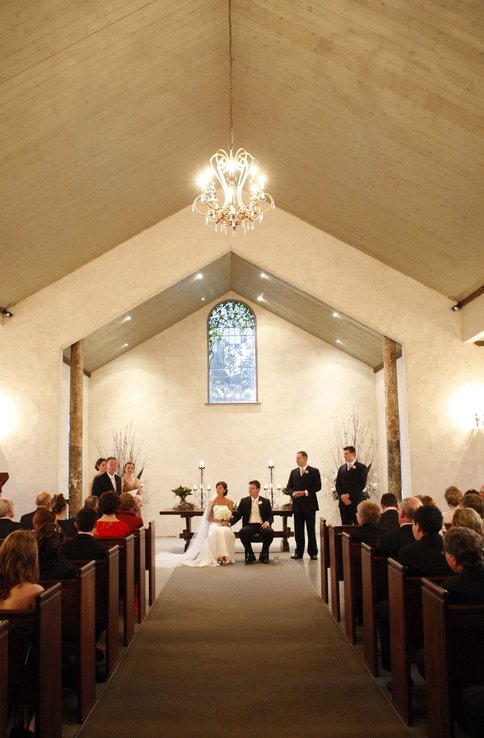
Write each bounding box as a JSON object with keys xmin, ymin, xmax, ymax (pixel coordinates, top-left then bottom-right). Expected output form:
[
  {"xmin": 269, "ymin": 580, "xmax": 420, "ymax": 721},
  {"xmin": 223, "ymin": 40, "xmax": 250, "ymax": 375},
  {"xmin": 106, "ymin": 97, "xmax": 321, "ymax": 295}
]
[{"xmin": 208, "ymin": 300, "xmax": 257, "ymax": 403}]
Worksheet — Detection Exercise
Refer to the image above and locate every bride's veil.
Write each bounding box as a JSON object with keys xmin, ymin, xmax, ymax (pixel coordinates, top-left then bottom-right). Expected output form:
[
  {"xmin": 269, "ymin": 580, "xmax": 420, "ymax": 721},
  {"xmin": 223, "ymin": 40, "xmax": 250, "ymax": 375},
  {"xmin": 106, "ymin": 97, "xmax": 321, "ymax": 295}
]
[{"xmin": 156, "ymin": 494, "xmax": 216, "ymax": 567}]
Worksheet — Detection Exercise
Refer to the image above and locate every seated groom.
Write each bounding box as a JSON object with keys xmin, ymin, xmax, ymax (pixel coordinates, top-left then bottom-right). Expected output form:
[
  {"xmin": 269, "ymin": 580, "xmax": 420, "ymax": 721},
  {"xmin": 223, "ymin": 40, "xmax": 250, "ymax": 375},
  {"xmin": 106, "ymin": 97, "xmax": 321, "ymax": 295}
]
[{"xmin": 231, "ymin": 480, "xmax": 274, "ymax": 564}]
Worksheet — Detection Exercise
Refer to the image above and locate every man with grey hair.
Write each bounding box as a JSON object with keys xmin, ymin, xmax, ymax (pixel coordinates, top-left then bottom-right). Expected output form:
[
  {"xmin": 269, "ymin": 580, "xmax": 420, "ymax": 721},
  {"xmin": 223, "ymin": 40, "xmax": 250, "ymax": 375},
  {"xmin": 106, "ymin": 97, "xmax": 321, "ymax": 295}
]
[
  {"xmin": 375, "ymin": 496, "xmax": 422, "ymax": 557},
  {"xmin": 20, "ymin": 491, "xmax": 52, "ymax": 530},
  {"xmin": 0, "ymin": 498, "xmax": 20, "ymax": 537}
]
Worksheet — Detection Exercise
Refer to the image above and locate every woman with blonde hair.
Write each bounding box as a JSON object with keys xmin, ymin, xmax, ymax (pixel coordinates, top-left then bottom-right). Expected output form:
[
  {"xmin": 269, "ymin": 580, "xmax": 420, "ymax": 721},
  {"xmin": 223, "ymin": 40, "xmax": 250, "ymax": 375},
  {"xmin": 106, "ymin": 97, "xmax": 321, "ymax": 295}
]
[
  {"xmin": 0, "ymin": 530, "xmax": 44, "ymax": 609},
  {"xmin": 452, "ymin": 508, "xmax": 483, "ymax": 536},
  {"xmin": 121, "ymin": 461, "xmax": 143, "ymax": 509}
]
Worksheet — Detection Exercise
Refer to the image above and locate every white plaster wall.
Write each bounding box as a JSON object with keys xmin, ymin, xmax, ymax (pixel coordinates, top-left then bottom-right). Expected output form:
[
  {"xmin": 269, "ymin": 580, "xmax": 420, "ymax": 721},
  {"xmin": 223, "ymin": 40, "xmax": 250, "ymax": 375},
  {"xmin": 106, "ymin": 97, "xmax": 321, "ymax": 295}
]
[
  {"xmin": 1, "ymin": 205, "xmax": 483, "ymax": 517},
  {"xmin": 88, "ymin": 297, "xmax": 378, "ymax": 535}
]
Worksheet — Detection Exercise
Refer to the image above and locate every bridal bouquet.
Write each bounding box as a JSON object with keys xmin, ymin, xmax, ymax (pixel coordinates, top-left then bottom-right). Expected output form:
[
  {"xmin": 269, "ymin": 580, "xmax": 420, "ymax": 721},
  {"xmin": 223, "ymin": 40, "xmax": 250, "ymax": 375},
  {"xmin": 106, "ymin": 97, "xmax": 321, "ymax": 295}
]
[{"xmin": 214, "ymin": 507, "xmax": 232, "ymax": 522}]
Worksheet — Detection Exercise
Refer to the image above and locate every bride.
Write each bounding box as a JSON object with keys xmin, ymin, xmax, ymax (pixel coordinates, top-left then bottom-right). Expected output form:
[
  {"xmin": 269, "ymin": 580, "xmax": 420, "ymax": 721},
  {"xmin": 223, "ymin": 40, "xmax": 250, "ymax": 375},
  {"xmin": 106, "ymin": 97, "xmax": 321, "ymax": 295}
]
[{"xmin": 157, "ymin": 481, "xmax": 236, "ymax": 568}]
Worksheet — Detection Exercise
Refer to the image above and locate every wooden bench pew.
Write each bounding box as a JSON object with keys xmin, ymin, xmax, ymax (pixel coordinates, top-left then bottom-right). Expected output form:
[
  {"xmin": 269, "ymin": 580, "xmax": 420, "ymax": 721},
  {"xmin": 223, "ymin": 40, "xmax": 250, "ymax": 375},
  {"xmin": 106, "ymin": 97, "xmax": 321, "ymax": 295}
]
[
  {"xmin": 342, "ymin": 533, "xmax": 365, "ymax": 645},
  {"xmin": 98, "ymin": 535, "xmax": 135, "ymax": 646},
  {"xmin": 328, "ymin": 524, "xmax": 356, "ymax": 621},
  {"xmin": 387, "ymin": 559, "xmax": 446, "ymax": 725},
  {"xmin": 422, "ymin": 579, "xmax": 484, "ymax": 738},
  {"xmin": 133, "ymin": 528, "xmax": 146, "ymax": 623},
  {"xmin": 2, "ymin": 584, "xmax": 62, "ymax": 738},
  {"xmin": 0, "ymin": 620, "xmax": 8, "ymax": 738},
  {"xmin": 319, "ymin": 518, "xmax": 330, "ymax": 604},
  {"xmin": 40, "ymin": 561, "xmax": 96, "ymax": 723},
  {"xmin": 145, "ymin": 521, "xmax": 156, "ymax": 607},
  {"xmin": 74, "ymin": 545, "xmax": 120, "ymax": 678},
  {"xmin": 361, "ymin": 543, "xmax": 388, "ymax": 676}
]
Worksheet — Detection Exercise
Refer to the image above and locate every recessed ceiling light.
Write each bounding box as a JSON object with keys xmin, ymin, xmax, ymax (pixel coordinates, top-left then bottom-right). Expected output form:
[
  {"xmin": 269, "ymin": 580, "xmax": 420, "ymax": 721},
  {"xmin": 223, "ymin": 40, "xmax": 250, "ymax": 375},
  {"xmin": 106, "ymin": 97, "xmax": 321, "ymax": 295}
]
[
  {"xmin": 332, "ymin": 312, "xmax": 340, "ymax": 318},
  {"xmin": 201, "ymin": 297, "xmax": 206, "ymax": 301},
  {"xmin": 122, "ymin": 342, "xmax": 129, "ymax": 348},
  {"xmin": 260, "ymin": 272, "xmax": 269, "ymax": 279},
  {"xmin": 194, "ymin": 273, "xmax": 203, "ymax": 281},
  {"xmin": 123, "ymin": 315, "xmax": 132, "ymax": 322},
  {"xmin": 257, "ymin": 293, "xmax": 265, "ymax": 302},
  {"xmin": 336, "ymin": 339, "xmax": 343, "ymax": 345}
]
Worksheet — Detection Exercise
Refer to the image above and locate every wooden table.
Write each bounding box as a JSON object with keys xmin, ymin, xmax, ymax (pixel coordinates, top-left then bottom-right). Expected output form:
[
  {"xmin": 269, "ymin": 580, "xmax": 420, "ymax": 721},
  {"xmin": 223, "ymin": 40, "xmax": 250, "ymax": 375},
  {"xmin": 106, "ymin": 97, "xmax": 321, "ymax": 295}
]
[{"xmin": 159, "ymin": 507, "xmax": 294, "ymax": 552}]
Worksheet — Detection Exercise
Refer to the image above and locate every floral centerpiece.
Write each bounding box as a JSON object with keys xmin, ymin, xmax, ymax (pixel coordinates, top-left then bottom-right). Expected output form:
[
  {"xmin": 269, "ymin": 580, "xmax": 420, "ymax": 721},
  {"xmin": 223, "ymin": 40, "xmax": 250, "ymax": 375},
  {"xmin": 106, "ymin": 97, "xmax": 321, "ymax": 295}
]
[{"xmin": 172, "ymin": 486, "xmax": 194, "ymax": 509}]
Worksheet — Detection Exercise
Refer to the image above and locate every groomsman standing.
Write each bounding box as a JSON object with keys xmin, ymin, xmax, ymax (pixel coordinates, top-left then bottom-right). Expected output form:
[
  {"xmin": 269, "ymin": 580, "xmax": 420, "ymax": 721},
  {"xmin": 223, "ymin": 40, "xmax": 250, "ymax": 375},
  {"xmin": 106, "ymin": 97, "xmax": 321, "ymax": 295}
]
[
  {"xmin": 287, "ymin": 451, "xmax": 321, "ymax": 560},
  {"xmin": 335, "ymin": 446, "xmax": 368, "ymax": 524}
]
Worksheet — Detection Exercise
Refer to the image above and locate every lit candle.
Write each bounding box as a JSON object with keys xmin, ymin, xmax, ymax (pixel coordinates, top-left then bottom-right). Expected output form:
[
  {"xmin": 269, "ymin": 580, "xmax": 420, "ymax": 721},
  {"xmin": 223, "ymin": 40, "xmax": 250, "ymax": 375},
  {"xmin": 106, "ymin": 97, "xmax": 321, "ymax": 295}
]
[
  {"xmin": 268, "ymin": 459, "xmax": 274, "ymax": 467},
  {"xmin": 199, "ymin": 460, "xmax": 205, "ymax": 468}
]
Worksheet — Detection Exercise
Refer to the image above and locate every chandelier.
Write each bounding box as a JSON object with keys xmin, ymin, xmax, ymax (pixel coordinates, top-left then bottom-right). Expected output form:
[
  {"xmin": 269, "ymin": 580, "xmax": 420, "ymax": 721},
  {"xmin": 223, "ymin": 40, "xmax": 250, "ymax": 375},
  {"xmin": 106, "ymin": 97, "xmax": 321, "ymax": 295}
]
[{"xmin": 192, "ymin": 0, "xmax": 274, "ymax": 233}]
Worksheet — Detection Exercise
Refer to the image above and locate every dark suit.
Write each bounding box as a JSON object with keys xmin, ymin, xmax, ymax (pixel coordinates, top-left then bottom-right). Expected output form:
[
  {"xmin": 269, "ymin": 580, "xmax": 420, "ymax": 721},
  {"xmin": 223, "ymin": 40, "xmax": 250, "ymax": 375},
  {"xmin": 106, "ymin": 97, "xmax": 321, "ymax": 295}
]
[
  {"xmin": 379, "ymin": 508, "xmax": 399, "ymax": 531},
  {"xmin": 231, "ymin": 496, "xmax": 274, "ymax": 557},
  {"xmin": 287, "ymin": 465, "xmax": 321, "ymax": 557},
  {"xmin": 442, "ymin": 566, "xmax": 484, "ymax": 605},
  {"xmin": 335, "ymin": 461, "xmax": 368, "ymax": 524},
  {"xmin": 398, "ymin": 532, "xmax": 452, "ymax": 577},
  {"xmin": 349, "ymin": 523, "xmax": 386, "ymax": 546},
  {"xmin": 0, "ymin": 518, "xmax": 21, "ymax": 538},
  {"xmin": 59, "ymin": 518, "xmax": 77, "ymax": 538},
  {"xmin": 375, "ymin": 523, "xmax": 415, "ymax": 557},
  {"xmin": 91, "ymin": 472, "xmax": 121, "ymax": 497},
  {"xmin": 20, "ymin": 509, "xmax": 37, "ymax": 530},
  {"xmin": 61, "ymin": 533, "xmax": 107, "ymax": 561}
]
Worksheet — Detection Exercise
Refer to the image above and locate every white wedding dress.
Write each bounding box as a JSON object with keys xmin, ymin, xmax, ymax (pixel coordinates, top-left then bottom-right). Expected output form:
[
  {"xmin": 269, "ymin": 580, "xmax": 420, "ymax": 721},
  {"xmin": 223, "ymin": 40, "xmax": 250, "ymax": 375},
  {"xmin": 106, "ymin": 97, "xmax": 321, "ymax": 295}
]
[{"xmin": 156, "ymin": 500, "xmax": 235, "ymax": 568}]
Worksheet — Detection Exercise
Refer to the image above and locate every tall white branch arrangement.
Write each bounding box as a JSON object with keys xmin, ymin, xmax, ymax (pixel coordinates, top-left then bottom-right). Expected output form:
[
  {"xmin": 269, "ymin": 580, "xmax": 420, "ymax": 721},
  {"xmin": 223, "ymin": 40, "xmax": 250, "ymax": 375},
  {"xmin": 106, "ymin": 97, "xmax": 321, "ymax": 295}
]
[{"xmin": 96, "ymin": 421, "xmax": 146, "ymax": 481}]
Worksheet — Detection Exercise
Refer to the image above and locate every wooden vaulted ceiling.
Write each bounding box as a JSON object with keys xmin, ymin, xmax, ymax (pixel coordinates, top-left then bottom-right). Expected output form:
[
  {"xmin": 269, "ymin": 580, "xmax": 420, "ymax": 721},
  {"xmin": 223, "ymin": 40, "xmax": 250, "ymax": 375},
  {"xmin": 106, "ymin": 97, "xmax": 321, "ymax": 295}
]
[{"xmin": 2, "ymin": 0, "xmax": 483, "ymax": 313}]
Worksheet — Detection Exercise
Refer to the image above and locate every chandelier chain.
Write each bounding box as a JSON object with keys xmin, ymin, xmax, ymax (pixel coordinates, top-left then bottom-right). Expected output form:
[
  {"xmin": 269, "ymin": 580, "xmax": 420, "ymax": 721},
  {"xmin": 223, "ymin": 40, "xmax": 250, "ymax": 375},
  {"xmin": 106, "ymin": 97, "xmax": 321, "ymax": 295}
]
[{"xmin": 229, "ymin": 0, "xmax": 234, "ymax": 152}]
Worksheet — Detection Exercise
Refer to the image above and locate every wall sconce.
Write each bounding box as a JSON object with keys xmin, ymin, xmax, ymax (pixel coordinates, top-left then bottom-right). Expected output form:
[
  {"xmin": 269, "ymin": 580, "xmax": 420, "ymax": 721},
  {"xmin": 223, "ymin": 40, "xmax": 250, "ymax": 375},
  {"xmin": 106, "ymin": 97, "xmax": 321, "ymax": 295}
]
[
  {"xmin": 475, "ymin": 413, "xmax": 484, "ymax": 429},
  {"xmin": 0, "ymin": 306, "xmax": 14, "ymax": 324}
]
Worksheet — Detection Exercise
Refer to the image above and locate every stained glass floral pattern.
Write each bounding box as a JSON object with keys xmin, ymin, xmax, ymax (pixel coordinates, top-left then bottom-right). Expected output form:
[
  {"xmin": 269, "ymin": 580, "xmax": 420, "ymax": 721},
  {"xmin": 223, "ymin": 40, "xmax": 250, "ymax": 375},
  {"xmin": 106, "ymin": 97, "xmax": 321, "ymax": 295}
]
[{"xmin": 208, "ymin": 301, "xmax": 257, "ymax": 403}]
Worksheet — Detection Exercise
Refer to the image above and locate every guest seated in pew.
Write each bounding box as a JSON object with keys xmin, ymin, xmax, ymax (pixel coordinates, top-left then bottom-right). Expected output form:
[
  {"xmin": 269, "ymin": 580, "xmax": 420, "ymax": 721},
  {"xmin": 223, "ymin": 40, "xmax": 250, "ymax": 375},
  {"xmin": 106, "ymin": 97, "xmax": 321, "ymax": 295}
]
[
  {"xmin": 0, "ymin": 497, "xmax": 20, "ymax": 537},
  {"xmin": 35, "ymin": 523, "xmax": 76, "ymax": 579},
  {"xmin": 452, "ymin": 508, "xmax": 483, "ymax": 536},
  {"xmin": 61, "ymin": 508, "xmax": 107, "ymax": 561},
  {"xmin": 20, "ymin": 491, "xmax": 52, "ymax": 530},
  {"xmin": 415, "ymin": 494, "xmax": 437, "ymax": 507},
  {"xmin": 32, "ymin": 507, "xmax": 56, "ymax": 530},
  {"xmin": 116, "ymin": 492, "xmax": 144, "ymax": 532},
  {"xmin": 379, "ymin": 493, "xmax": 400, "ymax": 531},
  {"xmin": 0, "ymin": 530, "xmax": 44, "ymax": 609},
  {"xmin": 94, "ymin": 491, "xmax": 131, "ymax": 538},
  {"xmin": 462, "ymin": 493, "xmax": 484, "ymax": 519},
  {"xmin": 83, "ymin": 495, "xmax": 100, "ymax": 514},
  {"xmin": 398, "ymin": 505, "xmax": 452, "ymax": 576},
  {"xmin": 349, "ymin": 500, "xmax": 386, "ymax": 545},
  {"xmin": 442, "ymin": 527, "xmax": 484, "ymax": 604},
  {"xmin": 51, "ymin": 492, "xmax": 77, "ymax": 538},
  {"xmin": 443, "ymin": 485, "xmax": 463, "ymax": 525},
  {"xmin": 376, "ymin": 496, "xmax": 422, "ymax": 557}
]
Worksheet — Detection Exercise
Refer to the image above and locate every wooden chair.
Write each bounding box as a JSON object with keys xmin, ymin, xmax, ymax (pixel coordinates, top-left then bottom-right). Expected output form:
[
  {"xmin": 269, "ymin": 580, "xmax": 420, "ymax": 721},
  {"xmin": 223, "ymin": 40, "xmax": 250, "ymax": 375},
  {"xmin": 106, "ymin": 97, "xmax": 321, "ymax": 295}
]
[
  {"xmin": 319, "ymin": 518, "xmax": 330, "ymax": 604},
  {"xmin": 74, "ymin": 545, "xmax": 120, "ymax": 678},
  {"xmin": 145, "ymin": 521, "xmax": 156, "ymax": 606},
  {"xmin": 328, "ymin": 524, "xmax": 356, "ymax": 621},
  {"xmin": 98, "ymin": 535, "xmax": 135, "ymax": 646},
  {"xmin": 0, "ymin": 620, "xmax": 8, "ymax": 738},
  {"xmin": 342, "ymin": 533, "xmax": 364, "ymax": 645},
  {"xmin": 422, "ymin": 579, "xmax": 484, "ymax": 738},
  {"xmin": 387, "ymin": 559, "xmax": 446, "ymax": 725},
  {"xmin": 361, "ymin": 543, "xmax": 388, "ymax": 676},
  {"xmin": 40, "ymin": 561, "xmax": 96, "ymax": 723},
  {"xmin": 2, "ymin": 584, "xmax": 62, "ymax": 738}
]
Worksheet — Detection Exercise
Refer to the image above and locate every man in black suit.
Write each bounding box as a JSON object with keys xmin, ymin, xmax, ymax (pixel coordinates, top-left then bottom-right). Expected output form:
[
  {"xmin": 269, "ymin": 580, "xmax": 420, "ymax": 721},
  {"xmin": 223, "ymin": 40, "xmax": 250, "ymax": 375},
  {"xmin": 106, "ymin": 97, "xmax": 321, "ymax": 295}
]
[
  {"xmin": 375, "ymin": 496, "xmax": 422, "ymax": 557},
  {"xmin": 91, "ymin": 456, "xmax": 122, "ymax": 497},
  {"xmin": 287, "ymin": 450, "xmax": 321, "ymax": 560},
  {"xmin": 0, "ymin": 498, "xmax": 20, "ymax": 538},
  {"xmin": 335, "ymin": 446, "xmax": 368, "ymax": 524},
  {"xmin": 379, "ymin": 493, "xmax": 400, "ymax": 531},
  {"xmin": 441, "ymin": 527, "xmax": 484, "ymax": 604},
  {"xmin": 230, "ymin": 480, "xmax": 274, "ymax": 564},
  {"xmin": 61, "ymin": 509, "xmax": 107, "ymax": 561},
  {"xmin": 20, "ymin": 491, "xmax": 52, "ymax": 530},
  {"xmin": 398, "ymin": 505, "xmax": 452, "ymax": 576}
]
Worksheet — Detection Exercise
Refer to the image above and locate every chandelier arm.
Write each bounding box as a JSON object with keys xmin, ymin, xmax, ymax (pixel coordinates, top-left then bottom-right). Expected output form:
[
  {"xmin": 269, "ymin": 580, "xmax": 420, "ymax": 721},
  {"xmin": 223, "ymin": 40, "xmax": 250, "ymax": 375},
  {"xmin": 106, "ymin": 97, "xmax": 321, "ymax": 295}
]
[{"xmin": 229, "ymin": 0, "xmax": 234, "ymax": 152}]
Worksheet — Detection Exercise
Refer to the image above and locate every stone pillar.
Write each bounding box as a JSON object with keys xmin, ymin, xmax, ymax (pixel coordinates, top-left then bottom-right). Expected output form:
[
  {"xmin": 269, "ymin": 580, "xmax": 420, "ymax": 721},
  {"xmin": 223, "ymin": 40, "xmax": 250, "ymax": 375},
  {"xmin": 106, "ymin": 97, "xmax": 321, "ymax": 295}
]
[
  {"xmin": 383, "ymin": 336, "xmax": 402, "ymax": 500},
  {"xmin": 69, "ymin": 340, "xmax": 84, "ymax": 514}
]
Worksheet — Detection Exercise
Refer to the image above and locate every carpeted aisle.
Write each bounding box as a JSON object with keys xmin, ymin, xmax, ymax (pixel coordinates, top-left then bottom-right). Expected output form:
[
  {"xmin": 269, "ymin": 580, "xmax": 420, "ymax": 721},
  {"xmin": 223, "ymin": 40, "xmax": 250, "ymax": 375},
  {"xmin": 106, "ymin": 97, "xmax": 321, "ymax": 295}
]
[{"xmin": 78, "ymin": 562, "xmax": 411, "ymax": 738}]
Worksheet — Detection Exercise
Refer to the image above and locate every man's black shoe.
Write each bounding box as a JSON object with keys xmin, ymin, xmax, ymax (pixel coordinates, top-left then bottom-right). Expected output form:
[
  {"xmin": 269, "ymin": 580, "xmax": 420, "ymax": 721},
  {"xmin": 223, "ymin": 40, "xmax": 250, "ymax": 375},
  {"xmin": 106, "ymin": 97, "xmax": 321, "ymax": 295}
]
[
  {"xmin": 291, "ymin": 554, "xmax": 303, "ymax": 559},
  {"xmin": 310, "ymin": 555, "xmax": 318, "ymax": 561},
  {"xmin": 259, "ymin": 553, "xmax": 269, "ymax": 564},
  {"xmin": 245, "ymin": 553, "xmax": 256, "ymax": 565}
]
